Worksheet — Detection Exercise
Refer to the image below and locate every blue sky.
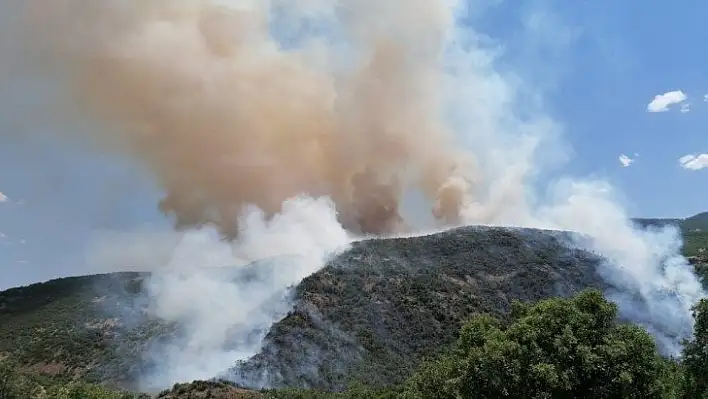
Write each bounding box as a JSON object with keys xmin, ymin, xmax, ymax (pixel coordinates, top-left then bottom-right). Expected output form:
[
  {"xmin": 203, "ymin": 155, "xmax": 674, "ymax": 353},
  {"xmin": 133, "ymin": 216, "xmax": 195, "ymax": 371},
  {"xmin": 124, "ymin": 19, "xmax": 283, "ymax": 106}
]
[
  {"xmin": 469, "ymin": 0, "xmax": 708, "ymax": 218},
  {"xmin": 0, "ymin": 0, "xmax": 706, "ymax": 288}
]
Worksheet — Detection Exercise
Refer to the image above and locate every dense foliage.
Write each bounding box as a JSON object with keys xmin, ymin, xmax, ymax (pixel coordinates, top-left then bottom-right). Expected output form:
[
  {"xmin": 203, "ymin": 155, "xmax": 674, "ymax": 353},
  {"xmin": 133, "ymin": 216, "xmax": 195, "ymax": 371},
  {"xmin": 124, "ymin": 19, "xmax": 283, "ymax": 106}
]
[
  {"xmin": 680, "ymin": 298, "xmax": 708, "ymax": 398},
  {"xmin": 404, "ymin": 290, "xmax": 673, "ymax": 398}
]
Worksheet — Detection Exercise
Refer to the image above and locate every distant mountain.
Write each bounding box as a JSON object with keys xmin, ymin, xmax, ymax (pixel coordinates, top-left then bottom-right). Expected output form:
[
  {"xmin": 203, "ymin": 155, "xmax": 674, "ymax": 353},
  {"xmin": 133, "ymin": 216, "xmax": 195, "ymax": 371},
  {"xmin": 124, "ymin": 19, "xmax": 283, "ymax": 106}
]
[
  {"xmin": 632, "ymin": 212, "xmax": 708, "ymax": 257},
  {"xmin": 632, "ymin": 211, "xmax": 708, "ymax": 231},
  {"xmin": 683, "ymin": 212, "xmax": 708, "ymax": 231}
]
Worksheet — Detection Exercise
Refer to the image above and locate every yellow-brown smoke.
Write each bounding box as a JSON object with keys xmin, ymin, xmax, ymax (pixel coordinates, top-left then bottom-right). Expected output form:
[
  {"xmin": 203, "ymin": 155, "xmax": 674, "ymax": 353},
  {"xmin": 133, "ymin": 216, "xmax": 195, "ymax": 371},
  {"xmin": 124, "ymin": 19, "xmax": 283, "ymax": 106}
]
[{"xmin": 20, "ymin": 0, "xmax": 475, "ymax": 237}]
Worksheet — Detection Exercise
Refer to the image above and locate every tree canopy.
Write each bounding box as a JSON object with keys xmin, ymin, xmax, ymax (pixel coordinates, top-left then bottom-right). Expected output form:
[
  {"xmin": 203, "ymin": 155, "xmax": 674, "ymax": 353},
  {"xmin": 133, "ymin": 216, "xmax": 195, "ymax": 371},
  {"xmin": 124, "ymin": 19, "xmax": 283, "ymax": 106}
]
[
  {"xmin": 681, "ymin": 298, "xmax": 708, "ymax": 398},
  {"xmin": 404, "ymin": 289, "xmax": 673, "ymax": 398}
]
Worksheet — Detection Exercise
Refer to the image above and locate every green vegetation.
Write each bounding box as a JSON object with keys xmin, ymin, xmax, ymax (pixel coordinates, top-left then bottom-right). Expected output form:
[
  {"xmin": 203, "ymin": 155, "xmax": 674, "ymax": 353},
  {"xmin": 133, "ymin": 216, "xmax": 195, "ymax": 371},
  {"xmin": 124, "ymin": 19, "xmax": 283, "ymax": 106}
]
[
  {"xmin": 0, "ymin": 358, "xmax": 148, "ymax": 399},
  {"xmin": 685, "ymin": 231, "xmax": 708, "ymax": 258},
  {"xmin": 404, "ymin": 290, "xmax": 675, "ymax": 398},
  {"xmin": 679, "ymin": 213, "xmax": 708, "ymax": 282},
  {"xmin": 0, "ymin": 272, "xmax": 170, "ymax": 391},
  {"xmin": 680, "ymin": 298, "xmax": 708, "ymax": 398}
]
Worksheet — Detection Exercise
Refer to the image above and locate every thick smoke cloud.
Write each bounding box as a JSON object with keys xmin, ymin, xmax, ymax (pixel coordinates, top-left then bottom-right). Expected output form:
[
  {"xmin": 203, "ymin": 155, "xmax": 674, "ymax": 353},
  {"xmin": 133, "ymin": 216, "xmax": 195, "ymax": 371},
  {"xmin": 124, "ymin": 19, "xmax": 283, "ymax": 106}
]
[
  {"xmin": 18, "ymin": 0, "xmax": 473, "ymax": 237},
  {"xmin": 3, "ymin": 0, "xmax": 705, "ymax": 389}
]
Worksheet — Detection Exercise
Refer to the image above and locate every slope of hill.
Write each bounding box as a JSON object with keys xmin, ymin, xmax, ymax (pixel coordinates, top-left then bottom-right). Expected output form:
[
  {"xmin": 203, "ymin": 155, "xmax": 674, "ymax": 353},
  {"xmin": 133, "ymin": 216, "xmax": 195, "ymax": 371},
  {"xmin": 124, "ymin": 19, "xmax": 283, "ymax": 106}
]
[
  {"xmin": 0, "ymin": 272, "xmax": 161, "ymax": 390},
  {"xmin": 230, "ymin": 226, "xmax": 607, "ymax": 391}
]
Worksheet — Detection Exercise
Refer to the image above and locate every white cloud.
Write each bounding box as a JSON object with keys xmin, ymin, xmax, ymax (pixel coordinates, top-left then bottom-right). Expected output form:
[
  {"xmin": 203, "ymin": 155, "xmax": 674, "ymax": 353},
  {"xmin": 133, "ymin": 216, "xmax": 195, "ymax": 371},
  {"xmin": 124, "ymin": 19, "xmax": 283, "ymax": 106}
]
[
  {"xmin": 618, "ymin": 153, "xmax": 635, "ymax": 167},
  {"xmin": 680, "ymin": 103, "xmax": 691, "ymax": 113},
  {"xmin": 0, "ymin": 192, "xmax": 7, "ymax": 203},
  {"xmin": 647, "ymin": 90, "xmax": 687, "ymax": 112},
  {"xmin": 679, "ymin": 153, "xmax": 708, "ymax": 170},
  {"xmin": 703, "ymin": 94, "xmax": 708, "ymax": 102}
]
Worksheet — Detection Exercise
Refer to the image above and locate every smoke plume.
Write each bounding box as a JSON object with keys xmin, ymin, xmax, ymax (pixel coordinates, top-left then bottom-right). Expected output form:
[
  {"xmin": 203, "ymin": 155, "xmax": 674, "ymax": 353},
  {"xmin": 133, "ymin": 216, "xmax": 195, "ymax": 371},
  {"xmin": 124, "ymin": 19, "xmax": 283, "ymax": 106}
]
[
  {"xmin": 139, "ymin": 196, "xmax": 350, "ymax": 388},
  {"xmin": 2, "ymin": 0, "xmax": 705, "ymax": 389},
  {"xmin": 18, "ymin": 0, "xmax": 474, "ymax": 237}
]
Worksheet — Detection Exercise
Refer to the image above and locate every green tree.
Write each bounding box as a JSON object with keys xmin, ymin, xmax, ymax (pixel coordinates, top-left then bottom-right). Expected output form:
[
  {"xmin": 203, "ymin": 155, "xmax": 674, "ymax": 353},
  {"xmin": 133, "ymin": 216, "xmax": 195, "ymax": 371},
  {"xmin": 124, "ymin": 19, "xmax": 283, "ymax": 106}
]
[
  {"xmin": 681, "ymin": 298, "xmax": 708, "ymax": 398},
  {"xmin": 0, "ymin": 359, "xmax": 19, "ymax": 399},
  {"xmin": 405, "ymin": 289, "xmax": 670, "ymax": 399}
]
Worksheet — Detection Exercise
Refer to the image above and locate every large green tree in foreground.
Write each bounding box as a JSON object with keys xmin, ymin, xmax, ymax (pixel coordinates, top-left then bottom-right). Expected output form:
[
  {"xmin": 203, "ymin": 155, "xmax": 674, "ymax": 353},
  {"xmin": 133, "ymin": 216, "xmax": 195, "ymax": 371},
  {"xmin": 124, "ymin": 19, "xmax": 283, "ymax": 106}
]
[
  {"xmin": 404, "ymin": 290, "xmax": 671, "ymax": 399},
  {"xmin": 681, "ymin": 298, "xmax": 708, "ymax": 398}
]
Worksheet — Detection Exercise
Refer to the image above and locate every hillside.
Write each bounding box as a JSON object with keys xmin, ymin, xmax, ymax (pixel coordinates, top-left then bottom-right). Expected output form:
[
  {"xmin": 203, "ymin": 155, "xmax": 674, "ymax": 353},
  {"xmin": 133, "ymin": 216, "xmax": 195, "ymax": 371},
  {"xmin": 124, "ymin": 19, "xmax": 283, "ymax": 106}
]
[
  {"xmin": 0, "ymin": 226, "xmax": 608, "ymax": 392},
  {"xmin": 231, "ymin": 227, "xmax": 607, "ymax": 390},
  {"xmin": 682, "ymin": 212, "xmax": 708, "ymax": 230},
  {"xmin": 0, "ymin": 216, "xmax": 705, "ymax": 395},
  {"xmin": 0, "ymin": 272, "xmax": 160, "ymax": 390}
]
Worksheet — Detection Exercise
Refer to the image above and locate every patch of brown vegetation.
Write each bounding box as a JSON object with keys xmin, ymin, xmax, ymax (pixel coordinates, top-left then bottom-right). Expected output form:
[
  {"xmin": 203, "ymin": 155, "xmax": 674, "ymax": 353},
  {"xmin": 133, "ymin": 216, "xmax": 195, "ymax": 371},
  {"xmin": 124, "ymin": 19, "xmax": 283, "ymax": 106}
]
[
  {"xmin": 29, "ymin": 362, "xmax": 66, "ymax": 376},
  {"xmin": 157, "ymin": 380, "xmax": 263, "ymax": 399},
  {"xmin": 84, "ymin": 317, "xmax": 120, "ymax": 330}
]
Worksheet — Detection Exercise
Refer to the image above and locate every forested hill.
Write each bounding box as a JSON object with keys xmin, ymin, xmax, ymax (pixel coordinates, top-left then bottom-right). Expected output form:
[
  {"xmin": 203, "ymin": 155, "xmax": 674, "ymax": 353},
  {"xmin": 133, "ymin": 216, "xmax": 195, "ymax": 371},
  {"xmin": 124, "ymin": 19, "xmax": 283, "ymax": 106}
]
[{"xmin": 0, "ymin": 214, "xmax": 706, "ymax": 397}]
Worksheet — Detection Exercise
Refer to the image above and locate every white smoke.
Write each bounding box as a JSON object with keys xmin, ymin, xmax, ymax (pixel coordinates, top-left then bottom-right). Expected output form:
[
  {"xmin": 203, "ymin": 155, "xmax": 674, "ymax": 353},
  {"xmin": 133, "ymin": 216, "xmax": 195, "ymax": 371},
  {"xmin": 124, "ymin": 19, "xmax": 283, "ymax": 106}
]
[
  {"xmin": 534, "ymin": 180, "xmax": 704, "ymax": 354},
  {"xmin": 128, "ymin": 196, "xmax": 349, "ymax": 389}
]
